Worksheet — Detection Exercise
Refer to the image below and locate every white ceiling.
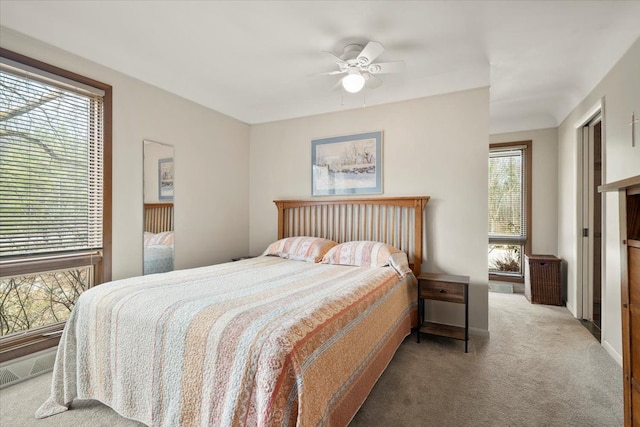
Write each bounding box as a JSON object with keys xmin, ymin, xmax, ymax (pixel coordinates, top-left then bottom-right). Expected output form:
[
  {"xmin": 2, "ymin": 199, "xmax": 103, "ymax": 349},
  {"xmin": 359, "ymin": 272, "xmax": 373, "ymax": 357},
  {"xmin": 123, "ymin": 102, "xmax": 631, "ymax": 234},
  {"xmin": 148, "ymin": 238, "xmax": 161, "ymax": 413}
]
[{"xmin": 1, "ymin": 1, "xmax": 639, "ymax": 133}]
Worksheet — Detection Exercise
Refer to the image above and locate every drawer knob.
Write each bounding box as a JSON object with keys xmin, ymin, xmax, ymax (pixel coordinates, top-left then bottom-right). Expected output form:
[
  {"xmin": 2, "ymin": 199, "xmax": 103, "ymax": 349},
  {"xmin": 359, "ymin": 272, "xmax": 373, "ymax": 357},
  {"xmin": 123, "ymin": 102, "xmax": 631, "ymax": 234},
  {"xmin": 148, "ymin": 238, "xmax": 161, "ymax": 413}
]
[{"xmin": 439, "ymin": 289, "xmax": 446, "ymax": 293}]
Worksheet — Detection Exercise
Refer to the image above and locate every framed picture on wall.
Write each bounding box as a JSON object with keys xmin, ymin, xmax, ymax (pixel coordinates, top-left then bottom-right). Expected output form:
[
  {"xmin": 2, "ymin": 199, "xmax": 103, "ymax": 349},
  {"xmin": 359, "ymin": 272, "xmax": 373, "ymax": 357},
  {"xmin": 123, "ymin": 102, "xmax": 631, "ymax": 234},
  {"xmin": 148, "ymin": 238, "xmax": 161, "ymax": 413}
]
[
  {"xmin": 311, "ymin": 131, "xmax": 383, "ymax": 196},
  {"xmin": 158, "ymin": 158, "xmax": 174, "ymax": 200}
]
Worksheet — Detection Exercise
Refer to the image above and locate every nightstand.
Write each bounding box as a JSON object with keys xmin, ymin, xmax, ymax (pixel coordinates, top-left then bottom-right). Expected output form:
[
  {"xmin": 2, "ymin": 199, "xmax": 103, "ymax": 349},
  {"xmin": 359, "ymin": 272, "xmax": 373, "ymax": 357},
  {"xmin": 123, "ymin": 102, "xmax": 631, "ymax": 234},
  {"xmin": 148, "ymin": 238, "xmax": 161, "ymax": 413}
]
[{"xmin": 417, "ymin": 272, "xmax": 469, "ymax": 352}]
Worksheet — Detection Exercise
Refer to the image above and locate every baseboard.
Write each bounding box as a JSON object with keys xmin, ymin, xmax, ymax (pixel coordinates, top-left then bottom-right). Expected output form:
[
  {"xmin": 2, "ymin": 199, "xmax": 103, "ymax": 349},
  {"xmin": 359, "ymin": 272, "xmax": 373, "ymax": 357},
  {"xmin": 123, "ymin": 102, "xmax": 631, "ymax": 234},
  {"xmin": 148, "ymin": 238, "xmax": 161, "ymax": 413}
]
[
  {"xmin": 602, "ymin": 339, "xmax": 622, "ymax": 367},
  {"xmin": 0, "ymin": 347, "xmax": 56, "ymax": 389},
  {"xmin": 470, "ymin": 327, "xmax": 490, "ymax": 338},
  {"xmin": 566, "ymin": 301, "xmax": 577, "ymax": 317}
]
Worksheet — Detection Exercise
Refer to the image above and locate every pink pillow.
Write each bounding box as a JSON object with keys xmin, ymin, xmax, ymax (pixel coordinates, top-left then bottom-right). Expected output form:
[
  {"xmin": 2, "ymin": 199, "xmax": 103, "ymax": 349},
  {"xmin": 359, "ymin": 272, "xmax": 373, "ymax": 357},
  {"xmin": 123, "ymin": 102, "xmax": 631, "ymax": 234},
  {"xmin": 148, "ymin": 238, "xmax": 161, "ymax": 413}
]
[
  {"xmin": 321, "ymin": 241, "xmax": 401, "ymax": 267},
  {"xmin": 262, "ymin": 236, "xmax": 338, "ymax": 263},
  {"xmin": 144, "ymin": 231, "xmax": 174, "ymax": 246}
]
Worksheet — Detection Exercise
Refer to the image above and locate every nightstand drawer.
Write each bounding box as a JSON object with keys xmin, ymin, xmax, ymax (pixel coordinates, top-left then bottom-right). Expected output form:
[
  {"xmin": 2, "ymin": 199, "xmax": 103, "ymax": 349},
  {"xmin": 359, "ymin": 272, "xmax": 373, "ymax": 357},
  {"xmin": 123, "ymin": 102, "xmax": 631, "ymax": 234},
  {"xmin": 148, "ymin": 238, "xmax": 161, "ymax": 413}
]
[{"xmin": 419, "ymin": 280, "xmax": 465, "ymax": 303}]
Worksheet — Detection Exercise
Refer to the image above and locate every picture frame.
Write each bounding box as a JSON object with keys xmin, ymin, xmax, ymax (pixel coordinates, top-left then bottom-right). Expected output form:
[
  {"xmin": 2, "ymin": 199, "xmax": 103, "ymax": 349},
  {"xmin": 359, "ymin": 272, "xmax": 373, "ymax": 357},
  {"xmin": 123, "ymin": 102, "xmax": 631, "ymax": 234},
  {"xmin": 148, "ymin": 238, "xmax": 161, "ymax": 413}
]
[
  {"xmin": 311, "ymin": 131, "xmax": 382, "ymax": 196},
  {"xmin": 158, "ymin": 158, "xmax": 174, "ymax": 200}
]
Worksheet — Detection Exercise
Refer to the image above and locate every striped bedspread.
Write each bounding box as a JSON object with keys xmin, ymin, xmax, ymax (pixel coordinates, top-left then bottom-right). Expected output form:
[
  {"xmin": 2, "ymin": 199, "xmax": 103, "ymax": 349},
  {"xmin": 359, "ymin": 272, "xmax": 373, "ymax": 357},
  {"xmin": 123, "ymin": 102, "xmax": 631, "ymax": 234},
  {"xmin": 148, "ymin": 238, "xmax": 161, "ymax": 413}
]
[{"xmin": 37, "ymin": 256, "xmax": 417, "ymax": 426}]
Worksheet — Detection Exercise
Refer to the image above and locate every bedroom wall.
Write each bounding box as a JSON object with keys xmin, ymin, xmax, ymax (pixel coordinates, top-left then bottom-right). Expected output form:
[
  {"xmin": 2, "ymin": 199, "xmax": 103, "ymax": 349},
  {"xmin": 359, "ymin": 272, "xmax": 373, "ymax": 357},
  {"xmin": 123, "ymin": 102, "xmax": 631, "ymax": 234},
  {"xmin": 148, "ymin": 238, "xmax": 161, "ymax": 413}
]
[
  {"xmin": 558, "ymin": 37, "xmax": 640, "ymax": 364},
  {"xmin": 249, "ymin": 88, "xmax": 491, "ymax": 334},
  {"xmin": 0, "ymin": 27, "xmax": 251, "ymax": 280},
  {"xmin": 490, "ymin": 127, "xmax": 559, "ymax": 255}
]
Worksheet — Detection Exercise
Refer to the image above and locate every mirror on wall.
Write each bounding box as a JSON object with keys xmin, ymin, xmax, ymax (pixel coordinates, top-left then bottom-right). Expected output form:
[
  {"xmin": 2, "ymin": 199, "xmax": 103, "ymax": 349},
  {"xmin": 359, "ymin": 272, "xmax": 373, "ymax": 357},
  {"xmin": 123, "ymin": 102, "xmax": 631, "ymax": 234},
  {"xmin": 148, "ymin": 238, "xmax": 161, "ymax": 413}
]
[{"xmin": 143, "ymin": 140, "xmax": 174, "ymax": 275}]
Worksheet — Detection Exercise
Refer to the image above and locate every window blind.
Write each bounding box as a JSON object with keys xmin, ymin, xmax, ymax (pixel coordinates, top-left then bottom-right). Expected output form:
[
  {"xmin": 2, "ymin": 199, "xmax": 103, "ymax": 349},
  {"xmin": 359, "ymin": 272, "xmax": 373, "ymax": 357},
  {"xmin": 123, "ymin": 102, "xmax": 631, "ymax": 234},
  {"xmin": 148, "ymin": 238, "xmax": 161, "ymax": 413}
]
[
  {"xmin": 0, "ymin": 63, "xmax": 104, "ymax": 257},
  {"xmin": 488, "ymin": 147, "xmax": 526, "ymax": 243}
]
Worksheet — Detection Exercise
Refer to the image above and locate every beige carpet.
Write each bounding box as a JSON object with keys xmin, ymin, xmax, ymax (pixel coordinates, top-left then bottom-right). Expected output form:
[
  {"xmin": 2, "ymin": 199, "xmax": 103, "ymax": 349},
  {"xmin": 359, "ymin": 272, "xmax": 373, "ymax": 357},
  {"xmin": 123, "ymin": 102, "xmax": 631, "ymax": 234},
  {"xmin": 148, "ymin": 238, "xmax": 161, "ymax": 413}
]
[{"xmin": 0, "ymin": 292, "xmax": 622, "ymax": 426}]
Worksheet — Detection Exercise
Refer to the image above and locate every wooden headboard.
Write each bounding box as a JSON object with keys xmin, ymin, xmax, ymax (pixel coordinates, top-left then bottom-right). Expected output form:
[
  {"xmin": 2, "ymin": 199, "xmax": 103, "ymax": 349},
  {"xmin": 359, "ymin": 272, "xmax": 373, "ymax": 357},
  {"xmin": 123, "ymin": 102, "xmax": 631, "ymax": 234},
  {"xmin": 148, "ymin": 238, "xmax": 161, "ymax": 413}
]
[
  {"xmin": 274, "ymin": 197, "xmax": 429, "ymax": 276},
  {"xmin": 144, "ymin": 203, "xmax": 174, "ymax": 233}
]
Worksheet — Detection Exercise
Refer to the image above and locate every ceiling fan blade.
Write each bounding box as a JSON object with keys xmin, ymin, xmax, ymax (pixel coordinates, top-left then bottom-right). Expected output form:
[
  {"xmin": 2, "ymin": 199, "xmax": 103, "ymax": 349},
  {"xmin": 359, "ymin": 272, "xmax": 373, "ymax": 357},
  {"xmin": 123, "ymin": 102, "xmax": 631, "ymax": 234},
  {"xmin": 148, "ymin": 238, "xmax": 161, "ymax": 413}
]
[
  {"xmin": 368, "ymin": 61, "xmax": 405, "ymax": 74},
  {"xmin": 315, "ymin": 70, "xmax": 346, "ymax": 76},
  {"xmin": 365, "ymin": 74, "xmax": 383, "ymax": 90},
  {"xmin": 323, "ymin": 50, "xmax": 347, "ymax": 66},
  {"xmin": 357, "ymin": 41, "xmax": 384, "ymax": 65}
]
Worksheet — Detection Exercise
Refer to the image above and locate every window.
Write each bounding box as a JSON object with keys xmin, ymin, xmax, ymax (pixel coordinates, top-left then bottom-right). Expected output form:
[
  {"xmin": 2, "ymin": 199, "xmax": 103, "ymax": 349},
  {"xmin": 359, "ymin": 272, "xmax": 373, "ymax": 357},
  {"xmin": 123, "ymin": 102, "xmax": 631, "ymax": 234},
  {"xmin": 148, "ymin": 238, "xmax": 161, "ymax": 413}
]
[
  {"xmin": 488, "ymin": 141, "xmax": 531, "ymax": 280},
  {"xmin": 0, "ymin": 49, "xmax": 111, "ymax": 362}
]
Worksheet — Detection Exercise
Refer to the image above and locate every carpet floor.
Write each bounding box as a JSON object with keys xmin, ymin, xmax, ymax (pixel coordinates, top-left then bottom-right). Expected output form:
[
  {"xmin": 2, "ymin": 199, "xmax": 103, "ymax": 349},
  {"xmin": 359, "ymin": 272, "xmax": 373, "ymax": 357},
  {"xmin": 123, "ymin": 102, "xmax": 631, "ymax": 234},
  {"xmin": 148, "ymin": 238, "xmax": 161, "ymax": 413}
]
[{"xmin": 0, "ymin": 292, "xmax": 623, "ymax": 426}]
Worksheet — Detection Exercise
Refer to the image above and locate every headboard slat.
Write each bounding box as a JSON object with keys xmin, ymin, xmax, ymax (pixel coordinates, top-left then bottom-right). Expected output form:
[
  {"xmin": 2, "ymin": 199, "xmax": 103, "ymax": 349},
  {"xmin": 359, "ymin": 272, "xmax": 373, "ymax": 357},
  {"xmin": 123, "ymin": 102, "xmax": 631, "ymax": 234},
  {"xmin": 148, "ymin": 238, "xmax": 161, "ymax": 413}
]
[
  {"xmin": 144, "ymin": 203, "xmax": 174, "ymax": 234},
  {"xmin": 274, "ymin": 197, "xmax": 429, "ymax": 276}
]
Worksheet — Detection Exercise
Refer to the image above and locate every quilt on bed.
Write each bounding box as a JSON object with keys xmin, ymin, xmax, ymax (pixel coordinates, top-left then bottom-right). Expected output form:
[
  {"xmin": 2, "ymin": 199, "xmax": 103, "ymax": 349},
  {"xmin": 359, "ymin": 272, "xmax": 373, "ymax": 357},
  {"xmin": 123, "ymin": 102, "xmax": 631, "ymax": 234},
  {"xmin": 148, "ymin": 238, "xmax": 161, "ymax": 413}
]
[{"xmin": 36, "ymin": 256, "xmax": 416, "ymax": 426}]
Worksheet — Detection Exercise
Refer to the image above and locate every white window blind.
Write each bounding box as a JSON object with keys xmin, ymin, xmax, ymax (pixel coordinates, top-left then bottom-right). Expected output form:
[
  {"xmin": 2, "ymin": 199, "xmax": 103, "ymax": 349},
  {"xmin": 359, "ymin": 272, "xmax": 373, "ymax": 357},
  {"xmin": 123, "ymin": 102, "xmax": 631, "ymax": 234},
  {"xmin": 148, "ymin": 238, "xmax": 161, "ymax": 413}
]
[
  {"xmin": 488, "ymin": 147, "xmax": 526, "ymax": 244},
  {"xmin": 0, "ymin": 63, "xmax": 104, "ymax": 257}
]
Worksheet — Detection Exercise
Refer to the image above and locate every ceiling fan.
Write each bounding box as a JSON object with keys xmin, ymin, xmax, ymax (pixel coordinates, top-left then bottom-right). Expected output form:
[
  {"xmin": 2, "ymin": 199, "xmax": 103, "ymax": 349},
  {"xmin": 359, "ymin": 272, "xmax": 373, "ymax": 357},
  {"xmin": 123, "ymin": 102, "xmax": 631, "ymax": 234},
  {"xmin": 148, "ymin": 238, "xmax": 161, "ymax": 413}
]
[{"xmin": 320, "ymin": 41, "xmax": 405, "ymax": 93}]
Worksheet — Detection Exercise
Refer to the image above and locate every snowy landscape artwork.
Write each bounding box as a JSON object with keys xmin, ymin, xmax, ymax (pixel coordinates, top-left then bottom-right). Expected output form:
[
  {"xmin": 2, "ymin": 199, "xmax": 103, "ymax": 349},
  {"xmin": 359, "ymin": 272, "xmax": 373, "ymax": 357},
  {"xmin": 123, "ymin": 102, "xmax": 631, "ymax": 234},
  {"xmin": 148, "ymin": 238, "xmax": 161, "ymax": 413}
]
[
  {"xmin": 158, "ymin": 158, "xmax": 174, "ymax": 200},
  {"xmin": 311, "ymin": 131, "xmax": 382, "ymax": 196}
]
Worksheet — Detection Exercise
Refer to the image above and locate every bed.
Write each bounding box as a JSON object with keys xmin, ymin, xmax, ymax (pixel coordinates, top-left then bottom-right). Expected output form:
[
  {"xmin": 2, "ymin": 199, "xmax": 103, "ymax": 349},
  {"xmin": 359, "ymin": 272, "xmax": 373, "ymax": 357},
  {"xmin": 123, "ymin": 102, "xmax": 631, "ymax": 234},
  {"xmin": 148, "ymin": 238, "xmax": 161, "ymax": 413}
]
[
  {"xmin": 37, "ymin": 196, "xmax": 429, "ymax": 426},
  {"xmin": 144, "ymin": 203, "xmax": 174, "ymax": 275}
]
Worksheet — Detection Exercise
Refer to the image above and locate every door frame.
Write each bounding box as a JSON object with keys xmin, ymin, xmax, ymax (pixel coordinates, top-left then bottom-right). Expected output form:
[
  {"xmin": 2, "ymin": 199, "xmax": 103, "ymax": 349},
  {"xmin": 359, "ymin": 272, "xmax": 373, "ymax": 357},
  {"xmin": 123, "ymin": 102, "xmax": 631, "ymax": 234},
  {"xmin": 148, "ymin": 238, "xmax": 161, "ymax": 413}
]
[
  {"xmin": 581, "ymin": 115, "xmax": 600, "ymax": 321},
  {"xmin": 575, "ymin": 98, "xmax": 606, "ymax": 326}
]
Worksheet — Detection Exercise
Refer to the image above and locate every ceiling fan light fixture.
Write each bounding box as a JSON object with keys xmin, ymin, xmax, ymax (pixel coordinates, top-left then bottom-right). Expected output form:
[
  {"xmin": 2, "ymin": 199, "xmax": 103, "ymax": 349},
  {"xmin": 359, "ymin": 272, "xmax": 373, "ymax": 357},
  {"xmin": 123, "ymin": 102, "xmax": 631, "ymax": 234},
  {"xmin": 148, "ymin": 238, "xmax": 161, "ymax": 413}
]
[{"xmin": 342, "ymin": 69, "xmax": 366, "ymax": 93}]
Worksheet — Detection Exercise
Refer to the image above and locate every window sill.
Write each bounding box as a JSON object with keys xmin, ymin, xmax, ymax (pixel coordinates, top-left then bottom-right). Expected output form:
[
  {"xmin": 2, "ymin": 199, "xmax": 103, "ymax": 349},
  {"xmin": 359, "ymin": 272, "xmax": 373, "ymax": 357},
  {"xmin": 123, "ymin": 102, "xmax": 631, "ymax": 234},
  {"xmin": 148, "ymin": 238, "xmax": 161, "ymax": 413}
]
[
  {"xmin": 489, "ymin": 273, "xmax": 524, "ymax": 284},
  {"xmin": 0, "ymin": 323, "xmax": 63, "ymax": 363}
]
